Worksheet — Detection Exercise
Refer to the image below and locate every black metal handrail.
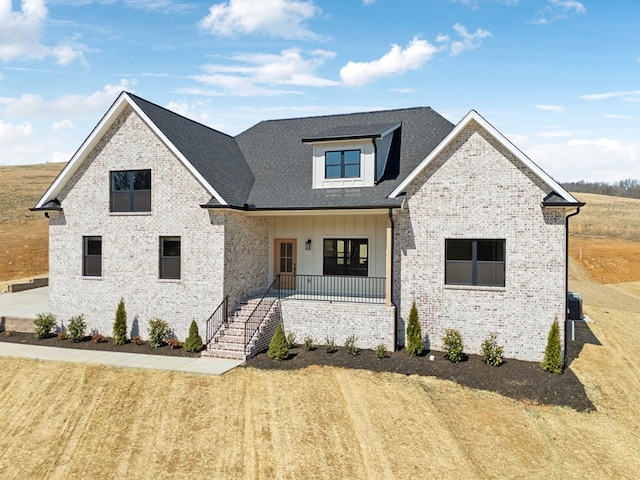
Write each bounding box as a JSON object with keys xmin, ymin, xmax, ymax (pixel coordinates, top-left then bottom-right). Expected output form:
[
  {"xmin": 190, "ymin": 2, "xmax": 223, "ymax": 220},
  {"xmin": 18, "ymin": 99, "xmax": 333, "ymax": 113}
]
[
  {"xmin": 205, "ymin": 294, "xmax": 229, "ymax": 346},
  {"xmin": 277, "ymin": 274, "xmax": 385, "ymax": 303},
  {"xmin": 244, "ymin": 277, "xmax": 280, "ymax": 354}
]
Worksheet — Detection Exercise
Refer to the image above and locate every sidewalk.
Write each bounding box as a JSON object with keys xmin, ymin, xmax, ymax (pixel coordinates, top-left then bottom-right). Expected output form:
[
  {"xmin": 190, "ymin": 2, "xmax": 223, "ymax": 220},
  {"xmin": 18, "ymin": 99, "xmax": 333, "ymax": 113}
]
[{"xmin": 0, "ymin": 342, "xmax": 243, "ymax": 375}]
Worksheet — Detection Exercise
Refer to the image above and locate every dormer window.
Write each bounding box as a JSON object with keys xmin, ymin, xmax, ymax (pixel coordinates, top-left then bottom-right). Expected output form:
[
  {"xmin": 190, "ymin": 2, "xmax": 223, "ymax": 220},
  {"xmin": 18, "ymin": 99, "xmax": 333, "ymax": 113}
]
[{"xmin": 325, "ymin": 150, "xmax": 361, "ymax": 179}]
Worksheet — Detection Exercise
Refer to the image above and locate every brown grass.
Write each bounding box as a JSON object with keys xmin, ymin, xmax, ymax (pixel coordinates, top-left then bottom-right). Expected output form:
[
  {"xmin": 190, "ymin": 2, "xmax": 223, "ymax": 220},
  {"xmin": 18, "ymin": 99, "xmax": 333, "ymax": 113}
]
[
  {"xmin": 1, "ymin": 171, "xmax": 640, "ymax": 477},
  {"xmin": 0, "ymin": 163, "xmax": 65, "ymax": 284}
]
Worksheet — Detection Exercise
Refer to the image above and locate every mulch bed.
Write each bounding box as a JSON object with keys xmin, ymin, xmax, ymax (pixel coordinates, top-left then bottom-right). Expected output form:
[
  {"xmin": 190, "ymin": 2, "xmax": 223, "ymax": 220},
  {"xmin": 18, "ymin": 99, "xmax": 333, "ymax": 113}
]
[
  {"xmin": 0, "ymin": 331, "xmax": 201, "ymax": 358},
  {"xmin": 0, "ymin": 331, "xmax": 595, "ymax": 412},
  {"xmin": 244, "ymin": 345, "xmax": 596, "ymax": 412}
]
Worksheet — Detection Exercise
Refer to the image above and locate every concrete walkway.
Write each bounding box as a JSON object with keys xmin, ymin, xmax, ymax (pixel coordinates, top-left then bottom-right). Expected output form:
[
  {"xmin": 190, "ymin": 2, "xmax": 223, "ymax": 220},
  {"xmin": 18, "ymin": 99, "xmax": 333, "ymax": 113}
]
[
  {"xmin": 0, "ymin": 286, "xmax": 49, "ymax": 318},
  {"xmin": 0, "ymin": 342, "xmax": 243, "ymax": 375}
]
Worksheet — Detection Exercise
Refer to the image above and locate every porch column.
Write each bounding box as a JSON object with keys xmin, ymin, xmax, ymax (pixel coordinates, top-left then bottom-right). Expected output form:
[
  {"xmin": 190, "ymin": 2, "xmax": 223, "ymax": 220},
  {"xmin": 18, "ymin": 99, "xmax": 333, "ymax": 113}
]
[{"xmin": 385, "ymin": 214, "xmax": 393, "ymax": 307}]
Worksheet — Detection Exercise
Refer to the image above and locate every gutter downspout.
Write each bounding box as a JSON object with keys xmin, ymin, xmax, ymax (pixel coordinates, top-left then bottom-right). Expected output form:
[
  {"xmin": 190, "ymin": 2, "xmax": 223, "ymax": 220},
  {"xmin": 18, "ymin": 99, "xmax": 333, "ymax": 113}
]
[
  {"xmin": 564, "ymin": 206, "xmax": 582, "ymax": 367},
  {"xmin": 387, "ymin": 207, "xmax": 396, "ymax": 350}
]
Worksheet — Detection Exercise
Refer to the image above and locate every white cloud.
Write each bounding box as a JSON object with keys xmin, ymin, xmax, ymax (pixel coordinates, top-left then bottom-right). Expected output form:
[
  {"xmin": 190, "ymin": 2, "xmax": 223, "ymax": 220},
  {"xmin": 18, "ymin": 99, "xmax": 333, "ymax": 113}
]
[
  {"xmin": 580, "ymin": 89, "xmax": 640, "ymax": 101},
  {"xmin": 340, "ymin": 37, "xmax": 439, "ymax": 87},
  {"xmin": 0, "ymin": 0, "xmax": 86, "ymax": 65},
  {"xmin": 525, "ymin": 137, "xmax": 640, "ymax": 182},
  {"xmin": 535, "ymin": 104, "xmax": 566, "ymax": 113},
  {"xmin": 536, "ymin": 130, "xmax": 578, "ymax": 138},
  {"xmin": 533, "ymin": 0, "xmax": 586, "ymax": 25},
  {"xmin": 604, "ymin": 113, "xmax": 631, "ymax": 119},
  {"xmin": 0, "ymin": 119, "xmax": 32, "ymax": 142},
  {"xmin": 189, "ymin": 48, "xmax": 338, "ymax": 96},
  {"xmin": 450, "ymin": 0, "xmax": 519, "ymax": 7},
  {"xmin": 52, "ymin": 119, "xmax": 74, "ymax": 132},
  {"xmin": 362, "ymin": 0, "xmax": 375, "ymax": 4},
  {"xmin": 200, "ymin": 0, "xmax": 322, "ymax": 40},
  {"xmin": 447, "ymin": 23, "xmax": 492, "ymax": 56}
]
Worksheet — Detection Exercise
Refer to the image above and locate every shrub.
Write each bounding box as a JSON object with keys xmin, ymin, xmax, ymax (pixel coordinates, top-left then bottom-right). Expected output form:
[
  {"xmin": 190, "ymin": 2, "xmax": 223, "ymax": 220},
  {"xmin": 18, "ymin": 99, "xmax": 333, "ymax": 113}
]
[
  {"xmin": 167, "ymin": 337, "xmax": 182, "ymax": 349},
  {"xmin": 344, "ymin": 335, "xmax": 359, "ymax": 356},
  {"xmin": 67, "ymin": 314, "xmax": 87, "ymax": 343},
  {"xmin": 481, "ymin": 332, "xmax": 504, "ymax": 366},
  {"xmin": 285, "ymin": 331, "xmax": 296, "ymax": 349},
  {"xmin": 34, "ymin": 313, "xmax": 57, "ymax": 339},
  {"xmin": 113, "ymin": 298, "xmax": 127, "ymax": 346},
  {"xmin": 443, "ymin": 328, "xmax": 465, "ymax": 363},
  {"xmin": 57, "ymin": 331, "xmax": 67, "ymax": 341},
  {"xmin": 91, "ymin": 331, "xmax": 104, "ymax": 343},
  {"xmin": 148, "ymin": 318, "xmax": 169, "ymax": 348},
  {"xmin": 131, "ymin": 335, "xmax": 144, "ymax": 345},
  {"xmin": 268, "ymin": 323, "xmax": 289, "ymax": 361},
  {"xmin": 406, "ymin": 301, "xmax": 424, "ymax": 356},
  {"xmin": 183, "ymin": 320, "xmax": 204, "ymax": 353},
  {"xmin": 324, "ymin": 336, "xmax": 338, "ymax": 353},
  {"xmin": 303, "ymin": 335, "xmax": 315, "ymax": 351},
  {"xmin": 375, "ymin": 344, "xmax": 387, "ymax": 359},
  {"xmin": 541, "ymin": 317, "xmax": 563, "ymax": 374}
]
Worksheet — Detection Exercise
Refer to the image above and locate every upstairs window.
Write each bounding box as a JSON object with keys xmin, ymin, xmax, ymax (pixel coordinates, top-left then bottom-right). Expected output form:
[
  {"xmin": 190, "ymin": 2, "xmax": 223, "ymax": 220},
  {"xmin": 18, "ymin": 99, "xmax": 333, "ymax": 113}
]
[
  {"xmin": 160, "ymin": 236, "xmax": 181, "ymax": 280},
  {"xmin": 325, "ymin": 150, "xmax": 361, "ymax": 179},
  {"xmin": 110, "ymin": 169, "xmax": 151, "ymax": 212},
  {"xmin": 323, "ymin": 238, "xmax": 368, "ymax": 276},
  {"xmin": 445, "ymin": 239, "xmax": 505, "ymax": 287},
  {"xmin": 83, "ymin": 236, "xmax": 102, "ymax": 277}
]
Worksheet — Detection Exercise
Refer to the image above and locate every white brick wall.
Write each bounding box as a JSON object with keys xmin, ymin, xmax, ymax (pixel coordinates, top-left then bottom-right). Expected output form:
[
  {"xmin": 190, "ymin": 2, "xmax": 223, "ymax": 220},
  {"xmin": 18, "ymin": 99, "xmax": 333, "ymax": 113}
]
[
  {"xmin": 49, "ymin": 106, "xmax": 227, "ymax": 341},
  {"xmin": 393, "ymin": 122, "xmax": 567, "ymax": 362}
]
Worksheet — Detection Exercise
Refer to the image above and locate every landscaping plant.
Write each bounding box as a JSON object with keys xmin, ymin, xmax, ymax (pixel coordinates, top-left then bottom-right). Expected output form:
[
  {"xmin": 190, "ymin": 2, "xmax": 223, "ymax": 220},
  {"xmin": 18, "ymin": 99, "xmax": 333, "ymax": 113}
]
[
  {"xmin": 443, "ymin": 328, "xmax": 465, "ymax": 363},
  {"xmin": 34, "ymin": 312, "xmax": 57, "ymax": 339},
  {"xmin": 148, "ymin": 318, "xmax": 169, "ymax": 348},
  {"xmin": 481, "ymin": 332, "xmax": 504, "ymax": 366},
  {"xmin": 267, "ymin": 322, "xmax": 289, "ymax": 361},
  {"xmin": 183, "ymin": 320, "xmax": 204, "ymax": 352},
  {"xmin": 406, "ymin": 301, "xmax": 424, "ymax": 356},
  {"xmin": 541, "ymin": 317, "xmax": 563, "ymax": 374},
  {"xmin": 67, "ymin": 314, "xmax": 87, "ymax": 343},
  {"xmin": 285, "ymin": 331, "xmax": 296, "ymax": 349},
  {"xmin": 113, "ymin": 298, "xmax": 127, "ymax": 346},
  {"xmin": 375, "ymin": 344, "xmax": 387, "ymax": 359},
  {"xmin": 303, "ymin": 335, "xmax": 315, "ymax": 351},
  {"xmin": 344, "ymin": 335, "xmax": 359, "ymax": 356},
  {"xmin": 324, "ymin": 335, "xmax": 338, "ymax": 353}
]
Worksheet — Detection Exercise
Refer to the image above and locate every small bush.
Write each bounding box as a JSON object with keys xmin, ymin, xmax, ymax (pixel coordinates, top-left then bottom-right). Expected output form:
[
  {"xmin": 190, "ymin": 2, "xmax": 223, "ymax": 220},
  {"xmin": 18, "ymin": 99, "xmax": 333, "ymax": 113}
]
[
  {"xmin": 34, "ymin": 313, "xmax": 57, "ymax": 339},
  {"xmin": 268, "ymin": 323, "xmax": 289, "ymax": 361},
  {"xmin": 113, "ymin": 298, "xmax": 127, "ymax": 346},
  {"xmin": 285, "ymin": 331, "xmax": 296, "ymax": 349},
  {"xmin": 167, "ymin": 337, "xmax": 182, "ymax": 349},
  {"xmin": 131, "ymin": 335, "xmax": 144, "ymax": 345},
  {"xmin": 324, "ymin": 336, "xmax": 338, "ymax": 353},
  {"xmin": 303, "ymin": 335, "xmax": 315, "ymax": 351},
  {"xmin": 406, "ymin": 301, "xmax": 424, "ymax": 356},
  {"xmin": 67, "ymin": 314, "xmax": 87, "ymax": 343},
  {"xmin": 481, "ymin": 332, "xmax": 504, "ymax": 366},
  {"xmin": 375, "ymin": 344, "xmax": 387, "ymax": 359},
  {"xmin": 91, "ymin": 331, "xmax": 104, "ymax": 343},
  {"xmin": 57, "ymin": 331, "xmax": 67, "ymax": 340},
  {"xmin": 183, "ymin": 320, "xmax": 204, "ymax": 353},
  {"xmin": 541, "ymin": 317, "xmax": 563, "ymax": 374},
  {"xmin": 148, "ymin": 318, "xmax": 169, "ymax": 348},
  {"xmin": 443, "ymin": 328, "xmax": 465, "ymax": 363},
  {"xmin": 344, "ymin": 335, "xmax": 359, "ymax": 356}
]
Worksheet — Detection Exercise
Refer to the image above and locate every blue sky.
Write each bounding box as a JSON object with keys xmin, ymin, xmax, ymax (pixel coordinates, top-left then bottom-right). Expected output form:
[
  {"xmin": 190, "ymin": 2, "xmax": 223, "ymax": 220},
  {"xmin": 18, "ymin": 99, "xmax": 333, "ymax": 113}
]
[{"xmin": 1, "ymin": 0, "xmax": 638, "ymax": 182}]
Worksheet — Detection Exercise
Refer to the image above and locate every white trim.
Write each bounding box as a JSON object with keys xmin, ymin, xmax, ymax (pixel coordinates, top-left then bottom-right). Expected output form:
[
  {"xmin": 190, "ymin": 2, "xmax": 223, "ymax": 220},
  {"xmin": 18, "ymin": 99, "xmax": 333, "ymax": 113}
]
[
  {"xmin": 35, "ymin": 92, "xmax": 227, "ymax": 209},
  {"xmin": 389, "ymin": 110, "xmax": 580, "ymax": 204}
]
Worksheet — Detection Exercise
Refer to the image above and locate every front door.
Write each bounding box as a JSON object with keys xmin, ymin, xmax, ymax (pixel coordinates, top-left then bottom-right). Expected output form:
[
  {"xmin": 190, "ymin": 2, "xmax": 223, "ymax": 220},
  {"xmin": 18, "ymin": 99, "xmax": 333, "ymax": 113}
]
[{"xmin": 274, "ymin": 238, "xmax": 297, "ymax": 290}]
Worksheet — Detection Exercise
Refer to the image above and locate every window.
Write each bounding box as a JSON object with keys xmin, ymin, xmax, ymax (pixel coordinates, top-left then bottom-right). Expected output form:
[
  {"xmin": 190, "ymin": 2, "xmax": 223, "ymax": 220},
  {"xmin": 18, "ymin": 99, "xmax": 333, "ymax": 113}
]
[
  {"xmin": 325, "ymin": 150, "xmax": 361, "ymax": 179},
  {"xmin": 445, "ymin": 239, "xmax": 505, "ymax": 287},
  {"xmin": 160, "ymin": 236, "xmax": 181, "ymax": 279},
  {"xmin": 323, "ymin": 238, "xmax": 368, "ymax": 276},
  {"xmin": 110, "ymin": 169, "xmax": 151, "ymax": 212},
  {"xmin": 83, "ymin": 236, "xmax": 102, "ymax": 277}
]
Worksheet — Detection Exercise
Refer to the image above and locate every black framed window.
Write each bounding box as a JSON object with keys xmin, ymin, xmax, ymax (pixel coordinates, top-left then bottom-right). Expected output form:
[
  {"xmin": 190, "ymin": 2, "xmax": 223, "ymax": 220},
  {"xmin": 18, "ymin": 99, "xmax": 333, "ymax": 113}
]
[
  {"xmin": 110, "ymin": 169, "xmax": 151, "ymax": 212},
  {"xmin": 445, "ymin": 239, "xmax": 505, "ymax": 287},
  {"xmin": 83, "ymin": 236, "xmax": 102, "ymax": 277},
  {"xmin": 325, "ymin": 150, "xmax": 361, "ymax": 179},
  {"xmin": 323, "ymin": 238, "xmax": 368, "ymax": 276},
  {"xmin": 160, "ymin": 236, "xmax": 181, "ymax": 279}
]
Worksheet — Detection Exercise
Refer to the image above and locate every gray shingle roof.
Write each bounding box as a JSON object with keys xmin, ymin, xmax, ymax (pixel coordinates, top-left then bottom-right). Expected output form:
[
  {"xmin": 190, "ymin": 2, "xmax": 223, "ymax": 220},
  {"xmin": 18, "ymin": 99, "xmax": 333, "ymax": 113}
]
[{"xmin": 129, "ymin": 95, "xmax": 455, "ymax": 209}]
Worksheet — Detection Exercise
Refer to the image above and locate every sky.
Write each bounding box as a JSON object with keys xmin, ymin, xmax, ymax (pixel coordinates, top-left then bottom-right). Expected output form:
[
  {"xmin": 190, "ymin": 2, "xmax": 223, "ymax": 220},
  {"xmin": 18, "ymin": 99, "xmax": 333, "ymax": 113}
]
[{"xmin": 0, "ymin": 0, "xmax": 638, "ymax": 182}]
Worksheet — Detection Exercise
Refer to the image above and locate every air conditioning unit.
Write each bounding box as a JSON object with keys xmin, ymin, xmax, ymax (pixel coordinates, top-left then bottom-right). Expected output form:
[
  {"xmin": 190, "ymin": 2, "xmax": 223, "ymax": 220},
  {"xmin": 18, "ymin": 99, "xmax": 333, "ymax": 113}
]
[{"xmin": 567, "ymin": 292, "xmax": 583, "ymax": 320}]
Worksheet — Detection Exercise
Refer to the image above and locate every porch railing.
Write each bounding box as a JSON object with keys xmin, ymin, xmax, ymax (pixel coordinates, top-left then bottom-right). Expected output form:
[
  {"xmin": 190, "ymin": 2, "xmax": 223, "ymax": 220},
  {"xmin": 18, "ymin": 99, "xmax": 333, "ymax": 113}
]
[
  {"xmin": 244, "ymin": 277, "xmax": 280, "ymax": 353},
  {"xmin": 277, "ymin": 274, "xmax": 385, "ymax": 304},
  {"xmin": 205, "ymin": 294, "xmax": 229, "ymax": 346}
]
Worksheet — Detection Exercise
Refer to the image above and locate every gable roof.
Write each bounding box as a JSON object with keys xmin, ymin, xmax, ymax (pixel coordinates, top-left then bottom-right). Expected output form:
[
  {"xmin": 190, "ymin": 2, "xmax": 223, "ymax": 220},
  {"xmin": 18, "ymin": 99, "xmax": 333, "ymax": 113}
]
[{"xmin": 389, "ymin": 110, "xmax": 583, "ymax": 206}]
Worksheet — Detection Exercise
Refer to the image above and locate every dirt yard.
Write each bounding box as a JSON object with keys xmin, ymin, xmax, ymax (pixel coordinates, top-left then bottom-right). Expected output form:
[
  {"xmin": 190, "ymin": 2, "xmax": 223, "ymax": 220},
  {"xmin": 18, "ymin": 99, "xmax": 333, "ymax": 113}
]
[{"xmin": 1, "ymin": 169, "xmax": 640, "ymax": 478}]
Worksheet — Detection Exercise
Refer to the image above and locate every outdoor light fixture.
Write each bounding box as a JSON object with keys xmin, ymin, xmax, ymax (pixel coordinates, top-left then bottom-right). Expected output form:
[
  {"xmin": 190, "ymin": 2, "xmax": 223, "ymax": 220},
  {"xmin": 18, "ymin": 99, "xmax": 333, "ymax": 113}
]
[{"xmin": 305, "ymin": 239, "xmax": 312, "ymax": 250}]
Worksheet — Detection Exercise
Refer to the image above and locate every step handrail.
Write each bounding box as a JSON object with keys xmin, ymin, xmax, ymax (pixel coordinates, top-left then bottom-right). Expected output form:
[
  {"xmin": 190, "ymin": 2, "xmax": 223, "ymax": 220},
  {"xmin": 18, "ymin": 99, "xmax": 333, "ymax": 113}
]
[
  {"xmin": 243, "ymin": 277, "xmax": 280, "ymax": 354},
  {"xmin": 205, "ymin": 294, "xmax": 229, "ymax": 346}
]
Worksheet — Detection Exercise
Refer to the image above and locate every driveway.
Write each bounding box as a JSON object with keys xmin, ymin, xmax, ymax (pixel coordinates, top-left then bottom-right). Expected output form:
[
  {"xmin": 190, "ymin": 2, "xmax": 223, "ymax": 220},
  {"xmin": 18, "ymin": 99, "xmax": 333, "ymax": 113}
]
[{"xmin": 0, "ymin": 286, "xmax": 49, "ymax": 319}]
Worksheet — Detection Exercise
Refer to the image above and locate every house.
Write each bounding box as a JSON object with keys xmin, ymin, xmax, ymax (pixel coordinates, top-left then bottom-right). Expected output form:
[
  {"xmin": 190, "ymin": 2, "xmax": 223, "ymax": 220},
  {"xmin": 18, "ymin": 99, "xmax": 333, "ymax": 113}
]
[{"xmin": 33, "ymin": 92, "xmax": 583, "ymax": 362}]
